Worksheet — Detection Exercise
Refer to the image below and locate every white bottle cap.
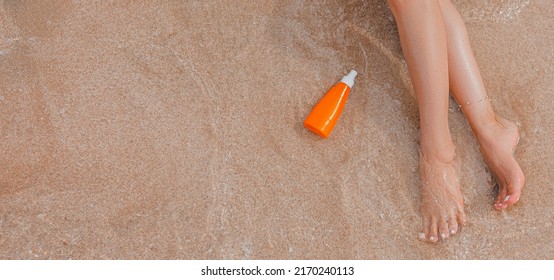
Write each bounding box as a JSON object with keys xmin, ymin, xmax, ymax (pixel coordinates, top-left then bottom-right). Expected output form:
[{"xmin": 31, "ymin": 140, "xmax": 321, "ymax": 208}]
[{"xmin": 340, "ymin": 70, "xmax": 357, "ymax": 88}]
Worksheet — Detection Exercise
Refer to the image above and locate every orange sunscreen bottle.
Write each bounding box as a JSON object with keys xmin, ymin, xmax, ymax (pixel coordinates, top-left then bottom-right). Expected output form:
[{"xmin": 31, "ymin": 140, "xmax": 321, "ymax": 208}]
[{"xmin": 304, "ymin": 70, "xmax": 357, "ymax": 138}]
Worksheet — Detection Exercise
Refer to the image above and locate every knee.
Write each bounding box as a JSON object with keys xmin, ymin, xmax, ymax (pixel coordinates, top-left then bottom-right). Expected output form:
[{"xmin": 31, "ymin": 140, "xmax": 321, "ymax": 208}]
[
  {"xmin": 387, "ymin": 0, "xmax": 417, "ymax": 17},
  {"xmin": 386, "ymin": 0, "xmax": 409, "ymax": 12},
  {"xmin": 387, "ymin": 0, "xmax": 439, "ymax": 16},
  {"xmin": 437, "ymin": 0, "xmax": 453, "ymax": 10},
  {"xmin": 387, "ymin": 0, "xmax": 413, "ymax": 14}
]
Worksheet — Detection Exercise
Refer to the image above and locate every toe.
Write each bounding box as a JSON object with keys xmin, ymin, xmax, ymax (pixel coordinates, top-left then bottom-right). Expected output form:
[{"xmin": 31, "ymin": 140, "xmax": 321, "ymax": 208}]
[
  {"xmin": 501, "ymin": 194, "xmax": 511, "ymax": 209},
  {"xmin": 457, "ymin": 208, "xmax": 467, "ymax": 226},
  {"xmin": 448, "ymin": 211, "xmax": 459, "ymax": 235},
  {"xmin": 420, "ymin": 217, "xmax": 430, "ymax": 242},
  {"xmin": 504, "ymin": 190, "xmax": 522, "ymax": 208},
  {"xmin": 495, "ymin": 187, "xmax": 508, "ymax": 210},
  {"xmin": 496, "ymin": 181, "xmax": 523, "ymax": 210},
  {"xmin": 504, "ymin": 171, "xmax": 525, "ymax": 208},
  {"xmin": 428, "ymin": 219, "xmax": 439, "ymax": 243},
  {"xmin": 438, "ymin": 218, "xmax": 449, "ymax": 240}
]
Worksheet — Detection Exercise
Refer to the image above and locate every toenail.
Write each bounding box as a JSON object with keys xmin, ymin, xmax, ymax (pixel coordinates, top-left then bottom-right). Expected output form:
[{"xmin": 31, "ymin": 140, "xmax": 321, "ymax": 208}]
[
  {"xmin": 430, "ymin": 236, "xmax": 435, "ymax": 241},
  {"xmin": 419, "ymin": 233, "xmax": 426, "ymax": 240},
  {"xmin": 504, "ymin": 195, "xmax": 511, "ymax": 202},
  {"xmin": 441, "ymin": 233, "xmax": 447, "ymax": 240},
  {"xmin": 450, "ymin": 229, "xmax": 456, "ymax": 234}
]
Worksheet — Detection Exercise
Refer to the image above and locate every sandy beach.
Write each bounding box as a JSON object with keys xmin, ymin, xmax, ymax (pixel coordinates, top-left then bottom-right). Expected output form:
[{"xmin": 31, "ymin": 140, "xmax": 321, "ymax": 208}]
[{"xmin": 1, "ymin": 0, "xmax": 553, "ymax": 259}]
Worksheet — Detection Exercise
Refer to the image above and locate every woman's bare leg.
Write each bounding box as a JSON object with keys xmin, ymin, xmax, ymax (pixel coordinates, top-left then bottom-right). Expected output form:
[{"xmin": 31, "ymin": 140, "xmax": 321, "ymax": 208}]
[
  {"xmin": 438, "ymin": 0, "xmax": 525, "ymax": 210},
  {"xmin": 388, "ymin": 0, "xmax": 466, "ymax": 242}
]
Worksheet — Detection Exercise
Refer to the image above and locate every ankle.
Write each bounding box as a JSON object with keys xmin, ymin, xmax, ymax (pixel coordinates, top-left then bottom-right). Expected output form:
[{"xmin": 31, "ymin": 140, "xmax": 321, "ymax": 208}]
[
  {"xmin": 469, "ymin": 112, "xmax": 504, "ymax": 142},
  {"xmin": 474, "ymin": 115, "xmax": 518, "ymax": 146},
  {"xmin": 462, "ymin": 102, "xmax": 498, "ymax": 132},
  {"xmin": 420, "ymin": 144, "xmax": 457, "ymax": 164}
]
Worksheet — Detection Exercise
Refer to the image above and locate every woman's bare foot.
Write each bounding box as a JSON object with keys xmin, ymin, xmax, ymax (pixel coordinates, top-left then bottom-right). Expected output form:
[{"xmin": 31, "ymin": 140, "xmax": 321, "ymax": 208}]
[
  {"xmin": 418, "ymin": 152, "xmax": 467, "ymax": 242},
  {"xmin": 475, "ymin": 116, "xmax": 525, "ymax": 210}
]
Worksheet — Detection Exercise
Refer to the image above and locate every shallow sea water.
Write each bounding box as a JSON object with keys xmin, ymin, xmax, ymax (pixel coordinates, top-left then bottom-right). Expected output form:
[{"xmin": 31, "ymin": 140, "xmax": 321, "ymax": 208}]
[{"xmin": 0, "ymin": 0, "xmax": 552, "ymax": 259}]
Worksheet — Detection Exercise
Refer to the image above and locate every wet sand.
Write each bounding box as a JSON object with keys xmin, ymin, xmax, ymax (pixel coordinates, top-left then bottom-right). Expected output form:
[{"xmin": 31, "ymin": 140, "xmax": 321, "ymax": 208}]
[{"xmin": 0, "ymin": 0, "xmax": 552, "ymax": 259}]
